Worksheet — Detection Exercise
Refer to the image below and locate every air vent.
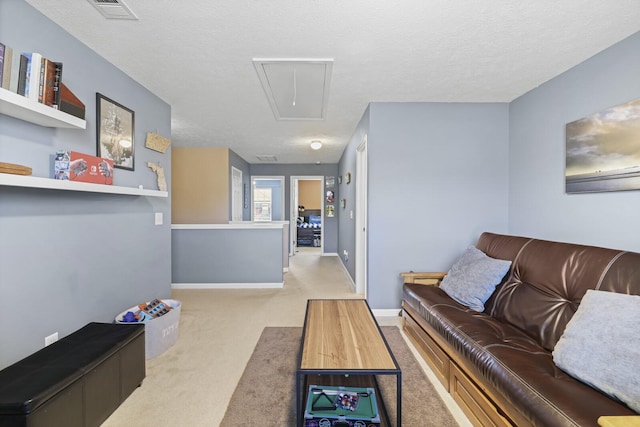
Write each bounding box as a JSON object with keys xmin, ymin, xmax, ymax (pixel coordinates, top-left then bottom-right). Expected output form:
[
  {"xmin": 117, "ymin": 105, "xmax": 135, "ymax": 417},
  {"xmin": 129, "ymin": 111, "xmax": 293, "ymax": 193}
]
[
  {"xmin": 256, "ymin": 155, "xmax": 278, "ymax": 162},
  {"xmin": 87, "ymin": 0, "xmax": 138, "ymax": 20}
]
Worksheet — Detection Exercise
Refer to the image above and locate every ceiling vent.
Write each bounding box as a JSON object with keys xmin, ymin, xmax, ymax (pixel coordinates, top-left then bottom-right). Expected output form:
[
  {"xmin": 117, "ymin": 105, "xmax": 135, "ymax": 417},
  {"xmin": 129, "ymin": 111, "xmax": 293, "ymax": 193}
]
[
  {"xmin": 253, "ymin": 58, "xmax": 333, "ymax": 121},
  {"xmin": 256, "ymin": 155, "xmax": 278, "ymax": 162},
  {"xmin": 87, "ymin": 0, "xmax": 139, "ymax": 20}
]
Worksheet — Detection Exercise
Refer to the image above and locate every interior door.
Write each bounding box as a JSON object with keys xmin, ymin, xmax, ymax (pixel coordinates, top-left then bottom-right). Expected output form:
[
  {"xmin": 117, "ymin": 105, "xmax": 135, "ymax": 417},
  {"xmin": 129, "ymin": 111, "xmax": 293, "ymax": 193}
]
[{"xmin": 231, "ymin": 167, "xmax": 243, "ymax": 221}]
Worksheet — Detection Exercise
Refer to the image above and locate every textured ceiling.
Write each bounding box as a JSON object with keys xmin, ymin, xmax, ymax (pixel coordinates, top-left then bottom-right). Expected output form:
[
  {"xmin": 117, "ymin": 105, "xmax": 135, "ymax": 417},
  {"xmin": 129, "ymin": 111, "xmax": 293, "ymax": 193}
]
[{"xmin": 24, "ymin": 0, "xmax": 640, "ymax": 164}]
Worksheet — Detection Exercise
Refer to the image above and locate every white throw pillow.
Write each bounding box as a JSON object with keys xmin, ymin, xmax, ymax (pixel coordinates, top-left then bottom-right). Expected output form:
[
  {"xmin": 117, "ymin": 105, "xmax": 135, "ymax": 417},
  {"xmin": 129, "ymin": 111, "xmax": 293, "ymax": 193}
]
[
  {"xmin": 439, "ymin": 246, "xmax": 511, "ymax": 312},
  {"xmin": 553, "ymin": 290, "xmax": 640, "ymax": 413}
]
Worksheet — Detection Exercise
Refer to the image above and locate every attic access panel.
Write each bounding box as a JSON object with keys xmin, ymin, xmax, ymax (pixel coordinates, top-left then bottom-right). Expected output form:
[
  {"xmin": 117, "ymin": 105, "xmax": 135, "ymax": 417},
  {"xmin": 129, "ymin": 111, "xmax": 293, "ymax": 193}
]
[{"xmin": 253, "ymin": 59, "xmax": 333, "ymax": 120}]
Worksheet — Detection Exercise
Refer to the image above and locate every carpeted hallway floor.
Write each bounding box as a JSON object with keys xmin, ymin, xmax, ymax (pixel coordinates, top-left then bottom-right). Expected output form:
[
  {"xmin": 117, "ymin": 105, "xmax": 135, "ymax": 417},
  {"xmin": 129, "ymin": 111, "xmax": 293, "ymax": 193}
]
[{"xmin": 102, "ymin": 251, "xmax": 471, "ymax": 426}]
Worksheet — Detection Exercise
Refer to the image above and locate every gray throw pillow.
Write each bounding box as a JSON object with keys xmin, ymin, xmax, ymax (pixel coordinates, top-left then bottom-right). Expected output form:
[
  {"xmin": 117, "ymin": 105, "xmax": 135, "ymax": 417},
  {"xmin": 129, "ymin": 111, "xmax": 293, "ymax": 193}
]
[
  {"xmin": 552, "ymin": 290, "xmax": 640, "ymax": 413},
  {"xmin": 440, "ymin": 246, "xmax": 511, "ymax": 312}
]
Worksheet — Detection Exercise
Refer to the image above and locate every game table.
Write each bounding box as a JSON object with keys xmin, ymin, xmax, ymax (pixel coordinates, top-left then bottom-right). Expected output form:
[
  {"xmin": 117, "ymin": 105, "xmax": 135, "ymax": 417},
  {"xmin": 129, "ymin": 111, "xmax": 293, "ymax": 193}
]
[{"xmin": 296, "ymin": 299, "xmax": 402, "ymax": 427}]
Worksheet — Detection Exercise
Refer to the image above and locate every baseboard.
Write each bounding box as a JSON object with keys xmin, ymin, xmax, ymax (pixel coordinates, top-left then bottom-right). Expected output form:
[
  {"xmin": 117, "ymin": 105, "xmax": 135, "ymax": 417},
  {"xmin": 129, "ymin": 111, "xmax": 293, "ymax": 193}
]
[
  {"xmin": 372, "ymin": 309, "xmax": 402, "ymax": 317},
  {"xmin": 336, "ymin": 258, "xmax": 356, "ymax": 291},
  {"xmin": 283, "ymin": 267, "xmax": 289, "ymax": 273},
  {"xmin": 172, "ymin": 282, "xmax": 284, "ymax": 289},
  {"xmin": 323, "ymin": 252, "xmax": 339, "ymax": 257}
]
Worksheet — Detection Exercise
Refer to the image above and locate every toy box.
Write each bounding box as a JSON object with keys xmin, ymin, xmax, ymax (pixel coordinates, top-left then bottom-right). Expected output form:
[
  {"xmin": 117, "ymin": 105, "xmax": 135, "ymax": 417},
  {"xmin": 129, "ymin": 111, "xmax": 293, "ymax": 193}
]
[
  {"xmin": 54, "ymin": 150, "xmax": 113, "ymax": 184},
  {"xmin": 116, "ymin": 299, "xmax": 181, "ymax": 359}
]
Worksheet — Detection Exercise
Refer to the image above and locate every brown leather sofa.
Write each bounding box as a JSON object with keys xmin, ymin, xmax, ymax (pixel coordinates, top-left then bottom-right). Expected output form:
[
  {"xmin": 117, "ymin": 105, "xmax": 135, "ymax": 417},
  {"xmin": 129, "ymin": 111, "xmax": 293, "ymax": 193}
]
[{"xmin": 402, "ymin": 232, "xmax": 639, "ymax": 427}]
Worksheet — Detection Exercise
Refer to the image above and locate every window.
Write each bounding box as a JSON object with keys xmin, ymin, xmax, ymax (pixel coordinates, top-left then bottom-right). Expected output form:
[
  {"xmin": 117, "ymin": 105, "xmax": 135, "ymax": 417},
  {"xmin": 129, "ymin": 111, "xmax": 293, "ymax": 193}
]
[
  {"xmin": 251, "ymin": 176, "xmax": 284, "ymax": 222},
  {"xmin": 253, "ymin": 188, "xmax": 272, "ymax": 221}
]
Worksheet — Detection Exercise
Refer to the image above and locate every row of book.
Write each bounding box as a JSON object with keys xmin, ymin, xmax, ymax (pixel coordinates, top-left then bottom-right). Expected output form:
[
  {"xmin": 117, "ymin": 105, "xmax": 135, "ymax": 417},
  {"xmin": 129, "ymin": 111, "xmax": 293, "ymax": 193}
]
[{"xmin": 0, "ymin": 42, "xmax": 86, "ymax": 120}]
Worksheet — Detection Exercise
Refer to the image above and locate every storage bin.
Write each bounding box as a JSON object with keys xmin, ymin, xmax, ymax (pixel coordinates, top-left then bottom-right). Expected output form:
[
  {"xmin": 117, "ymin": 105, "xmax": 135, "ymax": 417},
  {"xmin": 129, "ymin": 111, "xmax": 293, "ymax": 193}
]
[{"xmin": 116, "ymin": 299, "xmax": 181, "ymax": 359}]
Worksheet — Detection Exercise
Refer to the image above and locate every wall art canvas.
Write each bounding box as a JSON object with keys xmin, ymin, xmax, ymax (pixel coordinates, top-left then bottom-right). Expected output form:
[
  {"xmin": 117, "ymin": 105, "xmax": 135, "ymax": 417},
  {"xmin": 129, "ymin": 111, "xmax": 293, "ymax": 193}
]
[{"xmin": 566, "ymin": 98, "xmax": 640, "ymax": 193}]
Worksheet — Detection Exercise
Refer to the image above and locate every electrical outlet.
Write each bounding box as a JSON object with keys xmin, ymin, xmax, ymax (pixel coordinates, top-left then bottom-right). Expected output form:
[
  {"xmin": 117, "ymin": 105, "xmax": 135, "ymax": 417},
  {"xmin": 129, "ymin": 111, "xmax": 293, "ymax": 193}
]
[
  {"xmin": 155, "ymin": 212, "xmax": 163, "ymax": 225},
  {"xmin": 45, "ymin": 332, "xmax": 58, "ymax": 347},
  {"xmin": 343, "ymin": 250, "xmax": 349, "ymax": 262}
]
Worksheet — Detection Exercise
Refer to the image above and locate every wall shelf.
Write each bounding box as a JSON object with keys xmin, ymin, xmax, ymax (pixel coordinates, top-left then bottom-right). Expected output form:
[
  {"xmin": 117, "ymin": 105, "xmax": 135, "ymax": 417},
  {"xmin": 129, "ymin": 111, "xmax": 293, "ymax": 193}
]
[
  {"xmin": 0, "ymin": 173, "xmax": 168, "ymax": 197},
  {"xmin": 0, "ymin": 87, "xmax": 86, "ymax": 129}
]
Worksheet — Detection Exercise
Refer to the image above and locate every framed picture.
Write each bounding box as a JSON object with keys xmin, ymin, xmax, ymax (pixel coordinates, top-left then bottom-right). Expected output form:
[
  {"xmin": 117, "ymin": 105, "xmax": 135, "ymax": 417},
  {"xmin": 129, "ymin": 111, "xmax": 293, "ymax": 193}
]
[
  {"xmin": 325, "ymin": 205, "xmax": 335, "ymax": 218},
  {"xmin": 326, "ymin": 190, "xmax": 334, "ymax": 203},
  {"xmin": 566, "ymin": 98, "xmax": 640, "ymax": 193},
  {"xmin": 97, "ymin": 93, "xmax": 135, "ymax": 171},
  {"xmin": 345, "ymin": 172, "xmax": 351, "ymax": 184},
  {"xmin": 325, "ymin": 176, "xmax": 335, "ymax": 188}
]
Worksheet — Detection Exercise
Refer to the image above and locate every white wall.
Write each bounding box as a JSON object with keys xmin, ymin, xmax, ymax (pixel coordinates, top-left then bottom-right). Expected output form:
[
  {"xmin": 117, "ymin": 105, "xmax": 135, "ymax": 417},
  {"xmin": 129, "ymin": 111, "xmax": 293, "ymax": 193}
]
[{"xmin": 509, "ymin": 31, "xmax": 640, "ymax": 252}]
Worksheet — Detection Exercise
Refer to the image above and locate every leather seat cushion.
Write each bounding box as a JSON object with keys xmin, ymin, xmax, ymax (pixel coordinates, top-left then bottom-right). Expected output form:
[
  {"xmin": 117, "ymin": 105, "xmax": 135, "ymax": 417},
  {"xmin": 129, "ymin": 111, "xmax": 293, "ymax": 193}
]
[{"xmin": 404, "ymin": 283, "xmax": 636, "ymax": 426}]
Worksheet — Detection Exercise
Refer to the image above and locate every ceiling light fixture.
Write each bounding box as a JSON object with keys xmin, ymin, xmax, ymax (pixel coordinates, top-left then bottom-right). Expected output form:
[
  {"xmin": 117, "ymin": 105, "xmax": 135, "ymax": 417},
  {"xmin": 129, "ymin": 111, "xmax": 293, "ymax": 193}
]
[{"xmin": 310, "ymin": 140, "xmax": 322, "ymax": 150}]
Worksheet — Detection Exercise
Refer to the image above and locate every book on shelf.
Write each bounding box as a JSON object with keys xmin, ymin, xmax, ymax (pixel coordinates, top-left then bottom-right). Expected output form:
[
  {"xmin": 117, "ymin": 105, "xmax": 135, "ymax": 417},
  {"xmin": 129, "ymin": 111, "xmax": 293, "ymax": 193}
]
[
  {"xmin": 2, "ymin": 45, "xmax": 13, "ymax": 90},
  {"xmin": 58, "ymin": 83, "xmax": 85, "ymax": 120},
  {"xmin": 8, "ymin": 49, "xmax": 20, "ymax": 92},
  {"xmin": 40, "ymin": 58, "xmax": 62, "ymax": 107},
  {"xmin": 22, "ymin": 52, "xmax": 42, "ymax": 100},
  {"xmin": 17, "ymin": 54, "xmax": 28, "ymax": 95}
]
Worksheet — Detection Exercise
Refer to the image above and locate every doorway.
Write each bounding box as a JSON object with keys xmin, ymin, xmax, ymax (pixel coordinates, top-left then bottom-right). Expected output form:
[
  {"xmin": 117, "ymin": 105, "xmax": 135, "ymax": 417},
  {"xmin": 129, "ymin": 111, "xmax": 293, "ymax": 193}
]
[{"xmin": 290, "ymin": 176, "xmax": 323, "ymax": 256}]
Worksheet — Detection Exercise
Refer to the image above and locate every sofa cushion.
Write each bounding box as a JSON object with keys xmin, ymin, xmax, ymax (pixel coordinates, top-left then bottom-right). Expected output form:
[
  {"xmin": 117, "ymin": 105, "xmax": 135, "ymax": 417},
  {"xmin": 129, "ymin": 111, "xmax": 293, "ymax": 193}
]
[
  {"xmin": 478, "ymin": 233, "xmax": 633, "ymax": 351},
  {"xmin": 440, "ymin": 246, "xmax": 511, "ymax": 312},
  {"xmin": 553, "ymin": 290, "xmax": 640, "ymax": 413},
  {"xmin": 404, "ymin": 283, "xmax": 638, "ymax": 426}
]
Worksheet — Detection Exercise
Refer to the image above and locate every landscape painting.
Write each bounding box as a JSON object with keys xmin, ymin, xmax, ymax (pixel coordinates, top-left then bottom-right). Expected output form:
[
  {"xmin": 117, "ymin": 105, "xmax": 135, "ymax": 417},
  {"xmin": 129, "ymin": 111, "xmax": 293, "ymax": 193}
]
[{"xmin": 566, "ymin": 98, "xmax": 640, "ymax": 193}]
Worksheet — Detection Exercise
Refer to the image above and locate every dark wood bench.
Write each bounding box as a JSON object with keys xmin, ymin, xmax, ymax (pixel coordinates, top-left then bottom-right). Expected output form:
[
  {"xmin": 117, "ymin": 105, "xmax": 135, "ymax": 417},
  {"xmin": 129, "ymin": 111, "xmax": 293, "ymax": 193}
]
[{"xmin": 0, "ymin": 322, "xmax": 145, "ymax": 427}]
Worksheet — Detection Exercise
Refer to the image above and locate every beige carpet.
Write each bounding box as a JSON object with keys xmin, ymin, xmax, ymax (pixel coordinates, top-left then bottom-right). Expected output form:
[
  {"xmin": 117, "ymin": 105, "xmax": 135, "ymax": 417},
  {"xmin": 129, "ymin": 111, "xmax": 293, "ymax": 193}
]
[
  {"xmin": 102, "ymin": 253, "xmax": 470, "ymax": 426},
  {"xmin": 220, "ymin": 326, "xmax": 458, "ymax": 426}
]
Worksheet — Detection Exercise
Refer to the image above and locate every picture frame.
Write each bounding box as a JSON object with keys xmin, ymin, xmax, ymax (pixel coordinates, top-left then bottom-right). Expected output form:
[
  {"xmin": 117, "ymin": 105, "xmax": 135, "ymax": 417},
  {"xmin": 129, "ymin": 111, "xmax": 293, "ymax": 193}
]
[
  {"xmin": 326, "ymin": 190, "xmax": 334, "ymax": 203},
  {"xmin": 566, "ymin": 97, "xmax": 640, "ymax": 193},
  {"xmin": 325, "ymin": 205, "xmax": 335, "ymax": 218},
  {"xmin": 96, "ymin": 93, "xmax": 135, "ymax": 171},
  {"xmin": 345, "ymin": 172, "xmax": 351, "ymax": 184}
]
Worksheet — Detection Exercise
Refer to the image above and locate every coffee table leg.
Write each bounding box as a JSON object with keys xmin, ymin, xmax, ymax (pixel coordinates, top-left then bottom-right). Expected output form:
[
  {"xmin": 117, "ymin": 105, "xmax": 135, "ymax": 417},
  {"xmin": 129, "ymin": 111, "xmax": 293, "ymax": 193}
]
[
  {"xmin": 296, "ymin": 371, "xmax": 301, "ymax": 427},
  {"xmin": 397, "ymin": 372, "xmax": 402, "ymax": 427}
]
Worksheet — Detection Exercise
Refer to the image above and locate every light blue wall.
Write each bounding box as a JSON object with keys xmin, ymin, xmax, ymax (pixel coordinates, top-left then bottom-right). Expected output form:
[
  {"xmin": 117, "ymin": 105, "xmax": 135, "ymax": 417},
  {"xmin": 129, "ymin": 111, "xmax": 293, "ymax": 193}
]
[
  {"xmin": 340, "ymin": 103, "xmax": 510, "ymax": 309},
  {"xmin": 250, "ymin": 163, "xmax": 339, "ymax": 253},
  {"xmin": 338, "ymin": 107, "xmax": 368, "ymax": 280},
  {"xmin": 509, "ymin": 32, "xmax": 640, "ymax": 252},
  {"xmin": 172, "ymin": 228, "xmax": 283, "ymax": 284},
  {"xmin": 0, "ymin": 1, "xmax": 172, "ymax": 369}
]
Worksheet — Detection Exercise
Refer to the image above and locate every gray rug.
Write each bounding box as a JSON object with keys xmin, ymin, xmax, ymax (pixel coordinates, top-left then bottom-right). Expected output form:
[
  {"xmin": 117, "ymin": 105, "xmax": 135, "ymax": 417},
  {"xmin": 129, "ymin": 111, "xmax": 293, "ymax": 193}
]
[{"xmin": 220, "ymin": 326, "xmax": 457, "ymax": 426}]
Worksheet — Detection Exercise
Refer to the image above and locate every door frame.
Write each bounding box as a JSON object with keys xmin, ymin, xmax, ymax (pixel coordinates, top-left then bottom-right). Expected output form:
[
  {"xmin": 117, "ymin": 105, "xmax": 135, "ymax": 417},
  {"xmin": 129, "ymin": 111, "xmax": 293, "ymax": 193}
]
[
  {"xmin": 355, "ymin": 136, "xmax": 368, "ymax": 296},
  {"xmin": 290, "ymin": 175, "xmax": 324, "ymax": 256}
]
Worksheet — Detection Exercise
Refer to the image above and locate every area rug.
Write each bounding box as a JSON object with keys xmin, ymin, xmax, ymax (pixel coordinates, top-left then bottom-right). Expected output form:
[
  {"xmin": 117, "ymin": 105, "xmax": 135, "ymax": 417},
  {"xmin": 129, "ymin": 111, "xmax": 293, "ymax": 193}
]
[{"xmin": 220, "ymin": 326, "xmax": 458, "ymax": 426}]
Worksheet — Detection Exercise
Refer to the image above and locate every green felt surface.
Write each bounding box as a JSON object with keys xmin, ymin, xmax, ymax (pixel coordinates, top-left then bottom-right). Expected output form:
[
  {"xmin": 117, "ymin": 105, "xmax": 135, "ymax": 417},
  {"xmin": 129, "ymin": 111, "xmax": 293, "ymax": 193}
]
[{"xmin": 304, "ymin": 385, "xmax": 380, "ymax": 421}]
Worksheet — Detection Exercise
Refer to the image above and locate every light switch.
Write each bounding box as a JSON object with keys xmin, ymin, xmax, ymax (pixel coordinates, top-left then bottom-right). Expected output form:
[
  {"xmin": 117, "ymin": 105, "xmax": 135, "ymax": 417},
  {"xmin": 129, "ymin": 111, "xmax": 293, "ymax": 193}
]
[
  {"xmin": 350, "ymin": 210, "xmax": 353, "ymax": 219},
  {"xmin": 155, "ymin": 212, "xmax": 163, "ymax": 225}
]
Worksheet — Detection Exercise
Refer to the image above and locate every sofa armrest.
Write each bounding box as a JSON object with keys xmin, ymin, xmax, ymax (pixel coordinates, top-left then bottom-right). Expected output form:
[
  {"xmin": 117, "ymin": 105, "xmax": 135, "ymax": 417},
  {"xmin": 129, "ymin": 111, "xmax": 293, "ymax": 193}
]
[
  {"xmin": 400, "ymin": 271, "xmax": 447, "ymax": 286},
  {"xmin": 598, "ymin": 416, "xmax": 640, "ymax": 427}
]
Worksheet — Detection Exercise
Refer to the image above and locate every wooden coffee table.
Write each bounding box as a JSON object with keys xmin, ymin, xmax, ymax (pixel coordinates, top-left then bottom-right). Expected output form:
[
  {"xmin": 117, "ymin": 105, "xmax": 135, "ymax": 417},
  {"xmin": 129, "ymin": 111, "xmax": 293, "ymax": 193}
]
[{"xmin": 296, "ymin": 299, "xmax": 402, "ymax": 426}]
